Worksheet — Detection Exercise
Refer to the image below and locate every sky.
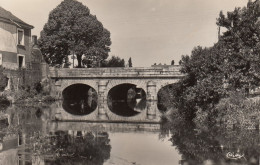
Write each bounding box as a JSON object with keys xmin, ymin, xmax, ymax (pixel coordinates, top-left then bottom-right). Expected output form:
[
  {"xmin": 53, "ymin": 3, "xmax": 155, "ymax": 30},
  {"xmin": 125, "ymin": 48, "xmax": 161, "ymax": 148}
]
[{"xmin": 0, "ymin": 0, "xmax": 249, "ymax": 67}]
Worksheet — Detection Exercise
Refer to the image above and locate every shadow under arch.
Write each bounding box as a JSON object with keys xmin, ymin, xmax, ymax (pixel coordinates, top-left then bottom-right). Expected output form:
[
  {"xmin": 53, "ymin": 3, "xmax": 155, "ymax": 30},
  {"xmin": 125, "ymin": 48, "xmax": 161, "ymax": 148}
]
[
  {"xmin": 62, "ymin": 83, "xmax": 97, "ymax": 115},
  {"xmin": 107, "ymin": 83, "xmax": 147, "ymax": 117},
  {"xmin": 157, "ymin": 83, "xmax": 177, "ymax": 112}
]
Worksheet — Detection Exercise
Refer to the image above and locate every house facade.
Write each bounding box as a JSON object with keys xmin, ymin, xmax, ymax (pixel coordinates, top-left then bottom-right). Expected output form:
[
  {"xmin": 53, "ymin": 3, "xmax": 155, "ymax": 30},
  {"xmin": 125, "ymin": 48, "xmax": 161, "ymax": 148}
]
[
  {"xmin": 0, "ymin": 6, "xmax": 34, "ymax": 70},
  {"xmin": 0, "ymin": 6, "xmax": 48, "ymax": 89}
]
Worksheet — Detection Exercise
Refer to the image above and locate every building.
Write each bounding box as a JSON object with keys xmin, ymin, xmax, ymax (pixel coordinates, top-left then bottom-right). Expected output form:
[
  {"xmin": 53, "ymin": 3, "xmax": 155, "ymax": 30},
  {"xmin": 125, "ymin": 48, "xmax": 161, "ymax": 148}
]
[
  {"xmin": 0, "ymin": 6, "xmax": 33, "ymax": 70},
  {"xmin": 0, "ymin": 6, "xmax": 47, "ymax": 88}
]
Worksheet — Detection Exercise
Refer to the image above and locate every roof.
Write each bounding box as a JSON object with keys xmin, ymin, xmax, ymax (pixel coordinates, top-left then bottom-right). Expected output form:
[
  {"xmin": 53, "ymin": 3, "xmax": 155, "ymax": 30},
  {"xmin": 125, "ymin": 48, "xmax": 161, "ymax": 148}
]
[{"xmin": 0, "ymin": 6, "xmax": 33, "ymax": 29}]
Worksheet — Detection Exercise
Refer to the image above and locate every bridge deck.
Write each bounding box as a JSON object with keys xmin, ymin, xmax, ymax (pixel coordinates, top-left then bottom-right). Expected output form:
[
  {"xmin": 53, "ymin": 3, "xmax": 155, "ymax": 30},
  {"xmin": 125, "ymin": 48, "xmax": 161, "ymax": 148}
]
[{"xmin": 49, "ymin": 66, "xmax": 183, "ymax": 78}]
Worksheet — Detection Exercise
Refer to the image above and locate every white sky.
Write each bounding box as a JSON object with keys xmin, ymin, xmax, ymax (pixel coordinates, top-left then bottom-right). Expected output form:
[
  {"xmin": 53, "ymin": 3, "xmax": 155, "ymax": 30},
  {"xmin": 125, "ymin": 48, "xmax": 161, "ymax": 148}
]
[{"xmin": 0, "ymin": 0, "xmax": 249, "ymax": 67}]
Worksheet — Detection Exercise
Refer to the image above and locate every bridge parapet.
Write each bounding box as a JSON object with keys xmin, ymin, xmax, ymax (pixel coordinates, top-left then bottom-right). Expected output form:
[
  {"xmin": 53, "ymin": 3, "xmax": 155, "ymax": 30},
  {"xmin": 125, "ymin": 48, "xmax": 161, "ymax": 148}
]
[{"xmin": 49, "ymin": 66, "xmax": 183, "ymax": 78}]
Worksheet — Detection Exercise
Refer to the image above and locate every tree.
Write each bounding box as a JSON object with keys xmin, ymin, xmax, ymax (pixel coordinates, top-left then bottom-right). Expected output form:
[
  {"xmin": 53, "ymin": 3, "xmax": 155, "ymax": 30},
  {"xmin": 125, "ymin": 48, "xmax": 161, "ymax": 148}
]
[
  {"xmin": 173, "ymin": 44, "xmax": 227, "ymax": 120},
  {"xmin": 216, "ymin": 1, "xmax": 260, "ymax": 91},
  {"xmin": 128, "ymin": 57, "xmax": 132, "ymax": 67},
  {"xmin": 38, "ymin": 0, "xmax": 111, "ymax": 67},
  {"xmin": 101, "ymin": 56, "xmax": 125, "ymax": 67},
  {"xmin": 165, "ymin": 1, "xmax": 260, "ymax": 121},
  {"xmin": 171, "ymin": 60, "xmax": 175, "ymax": 65}
]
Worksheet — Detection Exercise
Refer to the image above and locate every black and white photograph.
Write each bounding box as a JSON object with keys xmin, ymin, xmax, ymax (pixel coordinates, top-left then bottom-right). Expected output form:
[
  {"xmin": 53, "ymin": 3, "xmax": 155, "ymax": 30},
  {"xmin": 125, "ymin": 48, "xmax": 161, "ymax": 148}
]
[{"xmin": 1, "ymin": 0, "xmax": 260, "ymax": 164}]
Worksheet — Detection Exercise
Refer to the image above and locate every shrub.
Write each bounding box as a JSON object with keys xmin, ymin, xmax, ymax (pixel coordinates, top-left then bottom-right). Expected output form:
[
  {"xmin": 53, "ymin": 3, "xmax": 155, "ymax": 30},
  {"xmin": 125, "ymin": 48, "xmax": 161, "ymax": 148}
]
[
  {"xmin": 0, "ymin": 96, "xmax": 10, "ymax": 110},
  {"xmin": 42, "ymin": 95, "xmax": 55, "ymax": 102},
  {"xmin": 33, "ymin": 82, "xmax": 43, "ymax": 94},
  {"xmin": 0, "ymin": 67, "xmax": 8, "ymax": 92}
]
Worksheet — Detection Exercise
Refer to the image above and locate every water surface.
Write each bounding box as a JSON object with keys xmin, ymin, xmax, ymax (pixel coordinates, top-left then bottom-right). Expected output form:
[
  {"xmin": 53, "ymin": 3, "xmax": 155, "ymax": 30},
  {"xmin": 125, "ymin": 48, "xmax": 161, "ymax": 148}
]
[{"xmin": 0, "ymin": 101, "xmax": 260, "ymax": 165}]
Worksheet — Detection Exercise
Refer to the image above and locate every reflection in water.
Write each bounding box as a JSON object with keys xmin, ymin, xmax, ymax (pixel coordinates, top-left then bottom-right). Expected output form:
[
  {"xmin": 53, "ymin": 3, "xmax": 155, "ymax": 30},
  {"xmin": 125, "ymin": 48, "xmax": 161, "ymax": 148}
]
[
  {"xmin": 2, "ymin": 102, "xmax": 260, "ymax": 165},
  {"xmin": 107, "ymin": 84, "xmax": 147, "ymax": 117},
  {"xmin": 25, "ymin": 131, "xmax": 111, "ymax": 165},
  {"xmin": 160, "ymin": 113, "xmax": 260, "ymax": 165},
  {"xmin": 62, "ymin": 84, "xmax": 97, "ymax": 115}
]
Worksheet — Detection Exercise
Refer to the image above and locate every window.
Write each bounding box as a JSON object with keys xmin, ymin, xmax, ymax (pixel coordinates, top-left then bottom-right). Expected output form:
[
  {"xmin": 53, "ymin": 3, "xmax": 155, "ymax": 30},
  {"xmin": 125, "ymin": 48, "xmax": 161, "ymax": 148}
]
[
  {"xmin": 17, "ymin": 54, "xmax": 25, "ymax": 68},
  {"xmin": 17, "ymin": 28, "xmax": 24, "ymax": 45}
]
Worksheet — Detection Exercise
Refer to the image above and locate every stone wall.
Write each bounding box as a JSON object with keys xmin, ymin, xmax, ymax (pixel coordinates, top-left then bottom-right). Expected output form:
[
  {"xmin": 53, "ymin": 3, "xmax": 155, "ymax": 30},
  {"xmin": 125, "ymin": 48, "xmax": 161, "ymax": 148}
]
[{"xmin": 3, "ymin": 68, "xmax": 42, "ymax": 90}]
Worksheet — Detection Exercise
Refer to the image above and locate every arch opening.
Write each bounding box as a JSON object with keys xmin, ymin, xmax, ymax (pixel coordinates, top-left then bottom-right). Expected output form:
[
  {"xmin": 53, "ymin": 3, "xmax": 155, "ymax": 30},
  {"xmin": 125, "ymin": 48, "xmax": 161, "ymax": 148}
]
[
  {"xmin": 157, "ymin": 84, "xmax": 176, "ymax": 112},
  {"xmin": 107, "ymin": 83, "xmax": 146, "ymax": 117},
  {"xmin": 62, "ymin": 84, "xmax": 97, "ymax": 115}
]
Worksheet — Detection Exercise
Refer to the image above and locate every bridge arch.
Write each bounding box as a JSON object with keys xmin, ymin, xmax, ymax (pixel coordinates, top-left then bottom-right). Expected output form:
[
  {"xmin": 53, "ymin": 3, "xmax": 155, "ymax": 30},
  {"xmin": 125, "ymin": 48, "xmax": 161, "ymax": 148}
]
[
  {"xmin": 157, "ymin": 83, "xmax": 178, "ymax": 112},
  {"xmin": 62, "ymin": 83, "xmax": 98, "ymax": 115},
  {"xmin": 107, "ymin": 83, "xmax": 147, "ymax": 117},
  {"xmin": 105, "ymin": 79, "xmax": 147, "ymax": 98}
]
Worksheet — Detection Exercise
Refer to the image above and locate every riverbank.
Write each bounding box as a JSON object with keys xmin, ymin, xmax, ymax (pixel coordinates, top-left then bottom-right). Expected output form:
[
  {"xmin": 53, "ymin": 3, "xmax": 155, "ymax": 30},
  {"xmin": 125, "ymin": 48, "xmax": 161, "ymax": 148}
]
[
  {"xmin": 0, "ymin": 82, "xmax": 55, "ymax": 106},
  {"xmin": 160, "ymin": 89, "xmax": 260, "ymax": 131}
]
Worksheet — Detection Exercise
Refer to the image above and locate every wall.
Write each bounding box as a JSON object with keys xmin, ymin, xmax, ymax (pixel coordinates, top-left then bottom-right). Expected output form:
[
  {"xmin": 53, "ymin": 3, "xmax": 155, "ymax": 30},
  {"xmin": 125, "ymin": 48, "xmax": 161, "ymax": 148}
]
[
  {"xmin": 3, "ymin": 68, "xmax": 42, "ymax": 90},
  {"xmin": 0, "ymin": 21, "xmax": 32, "ymax": 70},
  {"xmin": 0, "ymin": 21, "xmax": 17, "ymax": 53},
  {"xmin": 0, "ymin": 22, "xmax": 18, "ymax": 70},
  {"xmin": 17, "ymin": 28, "xmax": 31, "ymax": 66}
]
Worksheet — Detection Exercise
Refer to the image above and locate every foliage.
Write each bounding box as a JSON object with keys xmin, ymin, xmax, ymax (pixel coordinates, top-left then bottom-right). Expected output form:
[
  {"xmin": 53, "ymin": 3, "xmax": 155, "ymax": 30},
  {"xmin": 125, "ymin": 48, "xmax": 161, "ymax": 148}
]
[
  {"xmin": 168, "ymin": 44, "xmax": 227, "ymax": 120},
  {"xmin": 163, "ymin": 5, "xmax": 260, "ymax": 156},
  {"xmin": 157, "ymin": 84, "xmax": 176, "ymax": 112},
  {"xmin": 38, "ymin": 0, "xmax": 111, "ymax": 68},
  {"xmin": 42, "ymin": 95, "xmax": 56, "ymax": 102},
  {"xmin": 161, "ymin": 110, "xmax": 260, "ymax": 165},
  {"xmin": 0, "ymin": 96, "xmax": 10, "ymax": 110},
  {"xmin": 0, "ymin": 67, "xmax": 8, "ymax": 92},
  {"xmin": 101, "ymin": 56, "xmax": 125, "ymax": 67},
  {"xmin": 166, "ymin": 1, "xmax": 260, "ymax": 122},
  {"xmin": 28, "ymin": 131, "xmax": 111, "ymax": 165},
  {"xmin": 33, "ymin": 82, "xmax": 43, "ymax": 94},
  {"xmin": 216, "ymin": 1, "xmax": 260, "ymax": 91},
  {"xmin": 4, "ymin": 81, "xmax": 55, "ymax": 103},
  {"xmin": 212, "ymin": 91, "xmax": 260, "ymax": 129}
]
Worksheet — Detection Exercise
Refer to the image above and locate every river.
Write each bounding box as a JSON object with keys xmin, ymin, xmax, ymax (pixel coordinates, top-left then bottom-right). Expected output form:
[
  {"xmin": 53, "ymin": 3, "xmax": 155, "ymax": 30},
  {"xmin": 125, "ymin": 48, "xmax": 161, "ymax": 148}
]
[{"xmin": 0, "ymin": 100, "xmax": 260, "ymax": 165}]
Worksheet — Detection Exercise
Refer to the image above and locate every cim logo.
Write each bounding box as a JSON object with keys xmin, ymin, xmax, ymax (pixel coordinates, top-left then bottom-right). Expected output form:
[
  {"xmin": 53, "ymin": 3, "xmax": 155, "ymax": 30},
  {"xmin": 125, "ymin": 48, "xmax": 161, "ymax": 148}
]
[{"xmin": 226, "ymin": 152, "xmax": 246, "ymax": 160}]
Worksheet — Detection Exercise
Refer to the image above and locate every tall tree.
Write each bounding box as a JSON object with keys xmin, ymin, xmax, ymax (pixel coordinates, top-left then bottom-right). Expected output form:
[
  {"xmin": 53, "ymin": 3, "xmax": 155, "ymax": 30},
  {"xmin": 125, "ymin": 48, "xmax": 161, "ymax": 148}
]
[
  {"xmin": 171, "ymin": 60, "xmax": 175, "ymax": 65},
  {"xmin": 217, "ymin": 1, "xmax": 260, "ymax": 91},
  {"xmin": 166, "ymin": 1, "xmax": 260, "ymax": 121},
  {"xmin": 38, "ymin": 0, "xmax": 111, "ymax": 67},
  {"xmin": 128, "ymin": 57, "xmax": 132, "ymax": 67}
]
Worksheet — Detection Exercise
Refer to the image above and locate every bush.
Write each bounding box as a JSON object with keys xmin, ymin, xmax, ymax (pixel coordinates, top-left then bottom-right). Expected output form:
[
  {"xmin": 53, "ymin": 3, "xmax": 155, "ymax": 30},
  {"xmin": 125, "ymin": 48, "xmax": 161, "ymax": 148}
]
[
  {"xmin": 33, "ymin": 82, "xmax": 43, "ymax": 94},
  {"xmin": 42, "ymin": 95, "xmax": 55, "ymax": 102},
  {"xmin": 0, "ymin": 67, "xmax": 8, "ymax": 92},
  {"xmin": 14, "ymin": 89, "xmax": 34, "ymax": 101},
  {"xmin": 0, "ymin": 96, "xmax": 10, "ymax": 110}
]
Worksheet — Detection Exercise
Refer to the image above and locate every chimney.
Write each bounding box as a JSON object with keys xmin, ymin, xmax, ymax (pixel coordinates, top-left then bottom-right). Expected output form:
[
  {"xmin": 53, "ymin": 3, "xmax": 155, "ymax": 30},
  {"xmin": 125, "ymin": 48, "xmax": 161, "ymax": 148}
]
[{"xmin": 32, "ymin": 35, "xmax": 37, "ymax": 45}]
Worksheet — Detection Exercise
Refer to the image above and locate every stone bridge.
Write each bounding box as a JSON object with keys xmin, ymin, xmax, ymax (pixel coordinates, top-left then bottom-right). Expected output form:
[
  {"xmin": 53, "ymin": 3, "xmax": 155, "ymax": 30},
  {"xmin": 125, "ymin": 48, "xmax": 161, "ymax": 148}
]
[
  {"xmin": 49, "ymin": 66, "xmax": 184, "ymax": 119},
  {"xmin": 49, "ymin": 66, "xmax": 183, "ymax": 99}
]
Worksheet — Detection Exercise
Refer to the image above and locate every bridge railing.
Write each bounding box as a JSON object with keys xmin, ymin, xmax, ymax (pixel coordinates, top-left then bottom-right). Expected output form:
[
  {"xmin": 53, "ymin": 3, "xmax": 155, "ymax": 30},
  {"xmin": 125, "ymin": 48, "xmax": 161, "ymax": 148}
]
[{"xmin": 49, "ymin": 66, "xmax": 184, "ymax": 78}]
